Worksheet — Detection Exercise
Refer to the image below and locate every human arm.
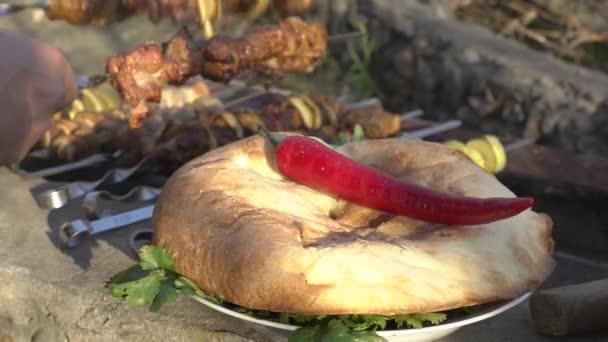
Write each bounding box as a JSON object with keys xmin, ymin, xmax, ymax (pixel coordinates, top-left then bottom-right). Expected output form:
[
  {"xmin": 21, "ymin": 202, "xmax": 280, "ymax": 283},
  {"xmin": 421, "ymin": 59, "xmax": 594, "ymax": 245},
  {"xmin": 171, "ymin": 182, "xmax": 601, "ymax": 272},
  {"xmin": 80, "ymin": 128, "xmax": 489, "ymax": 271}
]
[{"xmin": 0, "ymin": 30, "xmax": 77, "ymax": 165}]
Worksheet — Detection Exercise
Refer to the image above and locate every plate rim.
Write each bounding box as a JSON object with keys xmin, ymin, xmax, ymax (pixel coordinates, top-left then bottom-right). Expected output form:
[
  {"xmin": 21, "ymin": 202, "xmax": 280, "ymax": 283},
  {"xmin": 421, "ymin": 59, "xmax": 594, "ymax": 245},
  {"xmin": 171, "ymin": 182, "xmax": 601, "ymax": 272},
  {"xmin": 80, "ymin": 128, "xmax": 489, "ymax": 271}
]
[{"xmin": 190, "ymin": 291, "xmax": 531, "ymax": 335}]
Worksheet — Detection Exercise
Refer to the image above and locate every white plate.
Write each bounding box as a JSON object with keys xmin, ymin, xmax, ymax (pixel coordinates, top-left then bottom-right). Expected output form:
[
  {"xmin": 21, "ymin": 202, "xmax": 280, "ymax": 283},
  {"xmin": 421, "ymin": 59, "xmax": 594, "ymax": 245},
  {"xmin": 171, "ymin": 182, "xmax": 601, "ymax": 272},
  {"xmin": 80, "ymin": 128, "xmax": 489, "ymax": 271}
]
[{"xmin": 191, "ymin": 292, "xmax": 531, "ymax": 342}]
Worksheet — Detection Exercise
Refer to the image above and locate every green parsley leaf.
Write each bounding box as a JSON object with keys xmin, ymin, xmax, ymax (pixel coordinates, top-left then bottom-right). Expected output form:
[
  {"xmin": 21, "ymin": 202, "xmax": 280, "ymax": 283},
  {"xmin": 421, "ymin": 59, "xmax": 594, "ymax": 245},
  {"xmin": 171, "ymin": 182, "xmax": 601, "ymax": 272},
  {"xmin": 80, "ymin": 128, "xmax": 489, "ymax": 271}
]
[
  {"xmin": 394, "ymin": 312, "xmax": 447, "ymax": 329},
  {"xmin": 279, "ymin": 312, "xmax": 291, "ymax": 324},
  {"xmin": 150, "ymin": 279, "xmax": 179, "ymax": 312},
  {"xmin": 415, "ymin": 313, "xmax": 447, "ymax": 325},
  {"xmin": 286, "ymin": 313, "xmax": 326, "ymax": 324},
  {"xmin": 175, "ymin": 276, "xmax": 224, "ymax": 305},
  {"xmin": 107, "ymin": 265, "xmax": 149, "ymax": 287},
  {"xmin": 289, "ymin": 319, "xmax": 387, "ymax": 342},
  {"xmin": 139, "ymin": 245, "xmax": 175, "ymax": 271},
  {"xmin": 394, "ymin": 315, "xmax": 422, "ymax": 329},
  {"xmin": 289, "ymin": 325, "xmax": 321, "ymax": 342},
  {"xmin": 339, "ymin": 315, "xmax": 387, "ymax": 331},
  {"xmin": 124, "ymin": 270, "xmax": 164, "ymax": 307},
  {"xmin": 460, "ymin": 305, "xmax": 480, "ymax": 314}
]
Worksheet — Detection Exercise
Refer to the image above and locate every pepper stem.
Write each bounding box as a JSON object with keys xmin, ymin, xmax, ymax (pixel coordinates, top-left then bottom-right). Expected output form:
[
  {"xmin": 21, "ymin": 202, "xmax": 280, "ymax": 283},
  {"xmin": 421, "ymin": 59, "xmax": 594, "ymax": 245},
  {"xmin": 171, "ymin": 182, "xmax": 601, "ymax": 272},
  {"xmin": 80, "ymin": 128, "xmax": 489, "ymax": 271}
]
[{"xmin": 257, "ymin": 125, "xmax": 279, "ymax": 147}]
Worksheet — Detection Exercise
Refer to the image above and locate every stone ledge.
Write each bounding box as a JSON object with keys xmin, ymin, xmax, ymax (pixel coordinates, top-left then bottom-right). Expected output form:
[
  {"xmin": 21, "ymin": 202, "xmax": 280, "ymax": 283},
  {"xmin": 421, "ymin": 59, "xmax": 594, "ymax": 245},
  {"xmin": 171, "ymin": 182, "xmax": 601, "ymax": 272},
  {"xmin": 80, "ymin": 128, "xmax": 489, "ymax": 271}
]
[
  {"xmin": 0, "ymin": 168, "xmax": 270, "ymax": 342},
  {"xmin": 0, "ymin": 269, "xmax": 262, "ymax": 342}
]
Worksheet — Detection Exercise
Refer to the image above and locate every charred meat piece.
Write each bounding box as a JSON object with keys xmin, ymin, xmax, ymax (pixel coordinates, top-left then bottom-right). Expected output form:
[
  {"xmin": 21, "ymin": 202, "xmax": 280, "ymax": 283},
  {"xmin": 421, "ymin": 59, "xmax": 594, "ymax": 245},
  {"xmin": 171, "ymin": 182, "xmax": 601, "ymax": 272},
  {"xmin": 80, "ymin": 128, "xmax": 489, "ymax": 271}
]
[
  {"xmin": 257, "ymin": 103, "xmax": 306, "ymax": 131},
  {"xmin": 224, "ymin": 0, "xmax": 259, "ymax": 12},
  {"xmin": 163, "ymin": 28, "xmax": 204, "ymax": 84},
  {"xmin": 115, "ymin": 127, "xmax": 159, "ymax": 166},
  {"xmin": 50, "ymin": 132, "xmax": 101, "ymax": 162},
  {"xmin": 106, "ymin": 28, "xmax": 204, "ymax": 128},
  {"xmin": 45, "ymin": 0, "xmax": 127, "ymax": 26},
  {"xmin": 151, "ymin": 123, "xmax": 210, "ymax": 176},
  {"xmin": 226, "ymin": 0, "xmax": 315, "ymax": 17},
  {"xmin": 44, "ymin": 0, "xmax": 314, "ymax": 26},
  {"xmin": 340, "ymin": 104, "xmax": 401, "ymax": 139},
  {"xmin": 44, "ymin": 0, "xmax": 200, "ymax": 26},
  {"xmin": 44, "ymin": 112, "xmax": 129, "ymax": 162},
  {"xmin": 272, "ymin": 0, "xmax": 315, "ymax": 17},
  {"xmin": 40, "ymin": 91, "xmax": 405, "ymax": 176},
  {"xmin": 122, "ymin": 0, "xmax": 199, "ymax": 24},
  {"xmin": 203, "ymin": 17, "xmax": 327, "ymax": 81},
  {"xmin": 105, "ymin": 42, "xmax": 167, "ymax": 108},
  {"xmin": 53, "ymin": 119, "xmax": 81, "ymax": 136},
  {"xmin": 105, "ymin": 43, "xmax": 170, "ymax": 128}
]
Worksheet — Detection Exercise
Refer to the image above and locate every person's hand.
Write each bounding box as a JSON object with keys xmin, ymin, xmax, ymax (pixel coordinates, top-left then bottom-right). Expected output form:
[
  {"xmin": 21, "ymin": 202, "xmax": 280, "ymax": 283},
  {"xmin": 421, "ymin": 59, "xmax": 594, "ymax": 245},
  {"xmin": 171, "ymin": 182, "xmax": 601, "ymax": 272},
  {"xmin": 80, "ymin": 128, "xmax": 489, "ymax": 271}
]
[{"xmin": 0, "ymin": 30, "xmax": 77, "ymax": 165}]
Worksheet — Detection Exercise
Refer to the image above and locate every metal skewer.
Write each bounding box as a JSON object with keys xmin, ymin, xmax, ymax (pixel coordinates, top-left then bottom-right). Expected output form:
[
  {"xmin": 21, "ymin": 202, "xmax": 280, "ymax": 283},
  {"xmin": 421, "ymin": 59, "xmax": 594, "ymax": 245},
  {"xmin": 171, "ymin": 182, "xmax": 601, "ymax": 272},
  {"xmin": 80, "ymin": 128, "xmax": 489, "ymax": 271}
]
[
  {"xmin": 73, "ymin": 30, "xmax": 365, "ymax": 89},
  {"xmin": 75, "ymin": 74, "xmax": 108, "ymax": 89},
  {"xmin": 60, "ymin": 204, "xmax": 154, "ymax": 248},
  {"xmin": 82, "ymin": 186, "xmax": 161, "ymax": 219},
  {"xmin": 400, "ymin": 109, "xmax": 424, "ymax": 121},
  {"xmin": 398, "ymin": 120, "xmax": 462, "ymax": 140},
  {"xmin": 504, "ymin": 137, "xmax": 537, "ymax": 152},
  {"xmin": 35, "ymin": 157, "xmax": 153, "ymax": 210},
  {"xmin": 17, "ymin": 151, "xmax": 120, "ymax": 179}
]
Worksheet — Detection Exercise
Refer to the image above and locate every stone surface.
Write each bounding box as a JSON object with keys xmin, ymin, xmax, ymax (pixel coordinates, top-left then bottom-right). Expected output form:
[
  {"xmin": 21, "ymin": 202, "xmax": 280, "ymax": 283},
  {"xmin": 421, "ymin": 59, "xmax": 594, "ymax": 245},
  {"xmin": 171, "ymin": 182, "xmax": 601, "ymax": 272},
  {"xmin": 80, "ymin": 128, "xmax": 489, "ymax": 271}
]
[
  {"xmin": 358, "ymin": 0, "xmax": 608, "ymax": 155},
  {"xmin": 0, "ymin": 168, "xmax": 271, "ymax": 342}
]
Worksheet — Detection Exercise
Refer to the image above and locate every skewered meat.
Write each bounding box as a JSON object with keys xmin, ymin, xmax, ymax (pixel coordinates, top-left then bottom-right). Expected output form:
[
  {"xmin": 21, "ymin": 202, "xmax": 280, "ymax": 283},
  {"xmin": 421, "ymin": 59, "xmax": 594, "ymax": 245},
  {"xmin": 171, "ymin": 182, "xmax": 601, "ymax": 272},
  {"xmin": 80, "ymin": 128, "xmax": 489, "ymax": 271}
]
[
  {"xmin": 44, "ymin": 0, "xmax": 200, "ymax": 26},
  {"xmin": 45, "ymin": 112, "xmax": 129, "ymax": 161},
  {"xmin": 202, "ymin": 16, "xmax": 327, "ymax": 79},
  {"xmin": 122, "ymin": 0, "xmax": 199, "ymax": 24},
  {"xmin": 225, "ymin": 0, "xmax": 314, "ymax": 17},
  {"xmin": 150, "ymin": 123, "xmax": 212, "ymax": 175},
  {"xmin": 38, "ymin": 89, "xmax": 401, "ymax": 178},
  {"xmin": 41, "ymin": 79, "xmax": 214, "ymax": 163},
  {"xmin": 105, "ymin": 17, "xmax": 327, "ymax": 128},
  {"xmin": 224, "ymin": 0, "xmax": 258, "ymax": 12},
  {"xmin": 340, "ymin": 102, "xmax": 401, "ymax": 139},
  {"xmin": 106, "ymin": 43, "xmax": 167, "ymax": 128},
  {"xmin": 45, "ymin": 0, "xmax": 126, "ymax": 26},
  {"xmin": 105, "ymin": 29, "xmax": 209, "ymax": 128},
  {"xmin": 144, "ymin": 96, "xmax": 397, "ymax": 175},
  {"xmin": 272, "ymin": 0, "xmax": 315, "ymax": 16},
  {"xmin": 42, "ymin": 0, "xmax": 315, "ymax": 27}
]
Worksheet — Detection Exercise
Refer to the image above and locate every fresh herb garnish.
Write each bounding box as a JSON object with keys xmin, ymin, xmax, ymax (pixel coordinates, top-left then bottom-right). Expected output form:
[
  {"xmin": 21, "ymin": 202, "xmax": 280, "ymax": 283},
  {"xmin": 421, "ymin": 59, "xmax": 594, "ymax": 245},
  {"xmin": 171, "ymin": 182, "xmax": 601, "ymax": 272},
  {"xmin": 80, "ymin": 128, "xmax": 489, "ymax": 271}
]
[
  {"xmin": 289, "ymin": 319, "xmax": 387, "ymax": 342},
  {"xmin": 107, "ymin": 246, "xmax": 451, "ymax": 341},
  {"xmin": 337, "ymin": 124, "xmax": 366, "ymax": 145},
  {"xmin": 394, "ymin": 313, "xmax": 447, "ymax": 329},
  {"xmin": 106, "ymin": 245, "xmax": 222, "ymax": 312}
]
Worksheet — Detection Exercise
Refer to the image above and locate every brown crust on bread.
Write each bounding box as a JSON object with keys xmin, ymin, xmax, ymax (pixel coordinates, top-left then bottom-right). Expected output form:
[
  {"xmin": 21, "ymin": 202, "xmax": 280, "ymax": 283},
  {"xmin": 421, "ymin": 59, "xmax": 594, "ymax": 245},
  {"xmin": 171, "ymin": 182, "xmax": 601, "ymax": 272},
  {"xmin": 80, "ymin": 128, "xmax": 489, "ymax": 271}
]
[{"xmin": 153, "ymin": 134, "xmax": 555, "ymax": 315}]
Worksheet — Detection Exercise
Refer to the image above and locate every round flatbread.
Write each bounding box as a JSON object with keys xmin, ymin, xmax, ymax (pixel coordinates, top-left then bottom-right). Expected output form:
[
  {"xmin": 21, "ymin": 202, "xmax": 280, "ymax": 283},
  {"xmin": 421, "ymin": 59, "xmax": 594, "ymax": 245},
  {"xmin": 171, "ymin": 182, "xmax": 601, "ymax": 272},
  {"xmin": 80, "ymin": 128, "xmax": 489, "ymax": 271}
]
[{"xmin": 153, "ymin": 134, "xmax": 555, "ymax": 315}]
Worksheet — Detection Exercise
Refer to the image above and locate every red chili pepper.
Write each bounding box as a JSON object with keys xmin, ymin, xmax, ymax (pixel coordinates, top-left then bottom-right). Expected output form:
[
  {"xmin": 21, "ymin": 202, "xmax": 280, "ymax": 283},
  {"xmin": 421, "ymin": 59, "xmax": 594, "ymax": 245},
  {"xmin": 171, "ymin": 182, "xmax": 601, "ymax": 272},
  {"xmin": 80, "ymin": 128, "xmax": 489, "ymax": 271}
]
[{"xmin": 262, "ymin": 132, "xmax": 533, "ymax": 225}]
